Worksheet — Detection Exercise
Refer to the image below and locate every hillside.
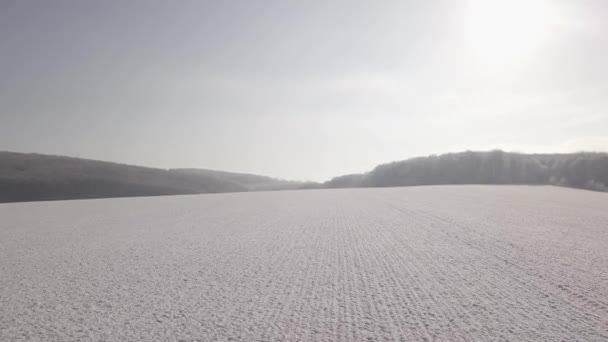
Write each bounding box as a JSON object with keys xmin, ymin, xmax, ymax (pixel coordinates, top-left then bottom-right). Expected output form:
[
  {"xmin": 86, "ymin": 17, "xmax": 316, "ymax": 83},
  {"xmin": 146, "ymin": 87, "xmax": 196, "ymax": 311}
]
[
  {"xmin": 2, "ymin": 150, "xmax": 607, "ymax": 203},
  {"xmin": 171, "ymin": 168, "xmax": 304, "ymax": 191},
  {"xmin": 325, "ymin": 150, "xmax": 608, "ymax": 192},
  {"xmin": 0, "ymin": 152, "xmax": 303, "ymax": 203}
]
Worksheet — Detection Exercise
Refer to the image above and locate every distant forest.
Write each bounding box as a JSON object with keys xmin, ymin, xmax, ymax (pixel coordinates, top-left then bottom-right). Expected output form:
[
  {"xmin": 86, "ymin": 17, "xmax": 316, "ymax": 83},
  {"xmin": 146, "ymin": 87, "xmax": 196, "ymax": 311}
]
[
  {"xmin": 1, "ymin": 150, "xmax": 606, "ymax": 203},
  {"xmin": 0, "ymin": 152, "xmax": 305, "ymax": 203},
  {"xmin": 325, "ymin": 150, "xmax": 608, "ymax": 192}
]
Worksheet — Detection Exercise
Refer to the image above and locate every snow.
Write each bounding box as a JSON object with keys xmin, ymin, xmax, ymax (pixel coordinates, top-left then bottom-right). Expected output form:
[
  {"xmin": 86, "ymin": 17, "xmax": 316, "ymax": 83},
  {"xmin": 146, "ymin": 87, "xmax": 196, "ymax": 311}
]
[{"xmin": 1, "ymin": 185, "xmax": 607, "ymax": 341}]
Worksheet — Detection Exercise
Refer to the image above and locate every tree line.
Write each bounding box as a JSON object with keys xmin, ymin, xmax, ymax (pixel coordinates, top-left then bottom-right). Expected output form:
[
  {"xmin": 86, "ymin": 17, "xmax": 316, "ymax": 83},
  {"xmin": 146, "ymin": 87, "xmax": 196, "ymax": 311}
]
[{"xmin": 325, "ymin": 150, "xmax": 608, "ymax": 192}]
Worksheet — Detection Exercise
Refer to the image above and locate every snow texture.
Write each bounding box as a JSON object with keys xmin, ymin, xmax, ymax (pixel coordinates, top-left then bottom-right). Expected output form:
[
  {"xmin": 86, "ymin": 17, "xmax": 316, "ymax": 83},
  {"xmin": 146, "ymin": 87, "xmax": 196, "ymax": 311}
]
[{"xmin": 1, "ymin": 185, "xmax": 607, "ymax": 341}]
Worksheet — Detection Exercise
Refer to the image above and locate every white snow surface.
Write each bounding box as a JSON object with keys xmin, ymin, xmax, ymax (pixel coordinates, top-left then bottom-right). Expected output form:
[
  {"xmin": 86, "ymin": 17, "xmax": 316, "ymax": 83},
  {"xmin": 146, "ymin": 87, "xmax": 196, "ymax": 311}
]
[{"xmin": 1, "ymin": 185, "xmax": 607, "ymax": 341}]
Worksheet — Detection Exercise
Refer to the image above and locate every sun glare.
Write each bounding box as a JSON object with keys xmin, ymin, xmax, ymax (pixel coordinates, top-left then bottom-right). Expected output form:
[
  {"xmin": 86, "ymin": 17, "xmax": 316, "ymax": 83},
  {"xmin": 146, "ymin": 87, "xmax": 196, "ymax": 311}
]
[{"xmin": 463, "ymin": 0, "xmax": 558, "ymax": 72}]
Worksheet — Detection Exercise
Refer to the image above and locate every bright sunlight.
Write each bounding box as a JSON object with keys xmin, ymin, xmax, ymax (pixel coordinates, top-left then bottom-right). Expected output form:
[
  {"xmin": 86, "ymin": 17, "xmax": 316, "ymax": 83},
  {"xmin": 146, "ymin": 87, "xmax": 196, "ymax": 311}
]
[{"xmin": 463, "ymin": 0, "xmax": 560, "ymax": 72}]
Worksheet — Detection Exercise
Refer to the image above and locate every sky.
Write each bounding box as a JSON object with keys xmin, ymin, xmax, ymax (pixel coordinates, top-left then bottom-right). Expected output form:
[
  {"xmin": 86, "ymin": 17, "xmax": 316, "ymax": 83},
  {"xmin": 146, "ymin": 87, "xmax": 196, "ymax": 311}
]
[{"xmin": 1, "ymin": 0, "xmax": 607, "ymax": 181}]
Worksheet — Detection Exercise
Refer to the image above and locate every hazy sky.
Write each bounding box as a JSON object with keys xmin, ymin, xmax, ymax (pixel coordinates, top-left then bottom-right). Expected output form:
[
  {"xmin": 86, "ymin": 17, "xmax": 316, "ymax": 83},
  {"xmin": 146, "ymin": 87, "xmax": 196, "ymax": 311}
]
[{"xmin": 2, "ymin": 0, "xmax": 607, "ymax": 181}]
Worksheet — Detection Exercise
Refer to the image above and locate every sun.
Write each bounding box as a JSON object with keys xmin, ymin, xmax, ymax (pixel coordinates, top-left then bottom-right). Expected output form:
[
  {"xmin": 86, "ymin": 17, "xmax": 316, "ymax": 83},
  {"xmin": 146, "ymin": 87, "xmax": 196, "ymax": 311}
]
[{"xmin": 463, "ymin": 0, "xmax": 558, "ymax": 72}]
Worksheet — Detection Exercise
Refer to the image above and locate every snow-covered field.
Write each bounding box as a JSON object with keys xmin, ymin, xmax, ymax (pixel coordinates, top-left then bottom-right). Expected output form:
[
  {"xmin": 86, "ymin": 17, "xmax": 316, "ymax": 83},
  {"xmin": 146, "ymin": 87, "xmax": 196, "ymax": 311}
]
[{"xmin": 1, "ymin": 185, "xmax": 607, "ymax": 341}]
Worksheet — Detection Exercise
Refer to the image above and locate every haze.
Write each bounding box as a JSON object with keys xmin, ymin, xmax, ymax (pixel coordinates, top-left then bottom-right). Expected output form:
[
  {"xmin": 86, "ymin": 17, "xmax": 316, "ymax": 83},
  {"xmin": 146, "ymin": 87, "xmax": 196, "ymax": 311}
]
[{"xmin": 1, "ymin": 0, "xmax": 607, "ymax": 181}]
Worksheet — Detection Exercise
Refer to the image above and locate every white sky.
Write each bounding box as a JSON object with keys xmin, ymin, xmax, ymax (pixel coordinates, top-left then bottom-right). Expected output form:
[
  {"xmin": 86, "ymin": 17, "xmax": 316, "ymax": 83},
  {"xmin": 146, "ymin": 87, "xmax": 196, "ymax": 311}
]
[{"xmin": 1, "ymin": 0, "xmax": 607, "ymax": 181}]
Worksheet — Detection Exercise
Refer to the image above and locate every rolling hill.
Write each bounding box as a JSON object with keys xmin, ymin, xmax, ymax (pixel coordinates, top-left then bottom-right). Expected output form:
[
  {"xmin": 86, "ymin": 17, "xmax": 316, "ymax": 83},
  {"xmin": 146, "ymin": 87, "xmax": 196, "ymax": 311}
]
[
  {"xmin": 325, "ymin": 150, "xmax": 608, "ymax": 192},
  {"xmin": 0, "ymin": 152, "xmax": 305, "ymax": 203},
  {"xmin": 1, "ymin": 150, "xmax": 607, "ymax": 203}
]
